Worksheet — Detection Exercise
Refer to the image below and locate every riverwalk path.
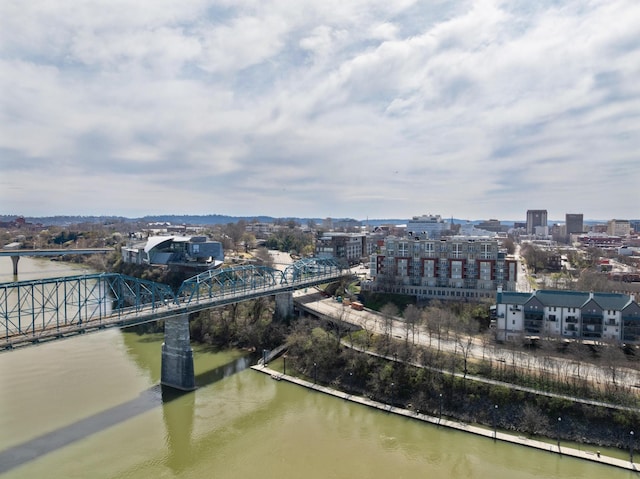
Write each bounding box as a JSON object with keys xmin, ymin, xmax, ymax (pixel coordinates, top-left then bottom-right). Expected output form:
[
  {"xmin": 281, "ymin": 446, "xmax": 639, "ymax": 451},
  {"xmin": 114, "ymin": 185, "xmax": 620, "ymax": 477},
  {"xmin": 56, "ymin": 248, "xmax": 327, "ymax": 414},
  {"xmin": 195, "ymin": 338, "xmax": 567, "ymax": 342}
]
[{"xmin": 252, "ymin": 364, "xmax": 638, "ymax": 472}]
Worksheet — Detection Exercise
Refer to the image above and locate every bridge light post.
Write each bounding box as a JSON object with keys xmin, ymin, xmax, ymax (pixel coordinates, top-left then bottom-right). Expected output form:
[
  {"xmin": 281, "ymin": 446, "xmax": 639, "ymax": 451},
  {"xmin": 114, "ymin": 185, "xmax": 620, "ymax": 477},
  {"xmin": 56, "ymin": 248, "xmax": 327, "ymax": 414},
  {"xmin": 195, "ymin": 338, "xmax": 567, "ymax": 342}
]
[
  {"xmin": 439, "ymin": 393, "xmax": 443, "ymax": 426},
  {"xmin": 313, "ymin": 362, "xmax": 317, "ymax": 384},
  {"xmin": 493, "ymin": 405, "xmax": 498, "ymax": 440},
  {"xmin": 630, "ymin": 431, "xmax": 634, "ymax": 463}
]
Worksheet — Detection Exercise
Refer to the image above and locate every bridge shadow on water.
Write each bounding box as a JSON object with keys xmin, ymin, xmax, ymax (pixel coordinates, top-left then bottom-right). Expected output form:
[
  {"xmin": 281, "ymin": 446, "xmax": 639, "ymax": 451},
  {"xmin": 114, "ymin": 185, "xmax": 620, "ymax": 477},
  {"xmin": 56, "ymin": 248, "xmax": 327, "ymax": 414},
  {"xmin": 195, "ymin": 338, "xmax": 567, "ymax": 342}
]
[{"xmin": 0, "ymin": 354, "xmax": 255, "ymax": 475}]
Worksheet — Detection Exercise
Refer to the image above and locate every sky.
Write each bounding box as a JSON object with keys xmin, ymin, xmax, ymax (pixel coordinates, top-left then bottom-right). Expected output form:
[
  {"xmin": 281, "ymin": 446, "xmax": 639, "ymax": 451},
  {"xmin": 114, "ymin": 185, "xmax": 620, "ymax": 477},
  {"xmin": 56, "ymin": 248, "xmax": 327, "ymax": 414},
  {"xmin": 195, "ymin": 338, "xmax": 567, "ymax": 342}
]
[{"xmin": 1, "ymin": 0, "xmax": 639, "ymax": 222}]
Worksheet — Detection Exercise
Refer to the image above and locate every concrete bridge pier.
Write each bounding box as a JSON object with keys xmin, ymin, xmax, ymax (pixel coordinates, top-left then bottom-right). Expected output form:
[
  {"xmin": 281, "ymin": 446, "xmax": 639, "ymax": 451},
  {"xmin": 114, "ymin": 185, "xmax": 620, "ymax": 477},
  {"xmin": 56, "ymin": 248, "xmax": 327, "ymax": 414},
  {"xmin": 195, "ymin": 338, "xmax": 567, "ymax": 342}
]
[
  {"xmin": 274, "ymin": 291, "xmax": 294, "ymax": 320},
  {"xmin": 10, "ymin": 256, "xmax": 19, "ymax": 276},
  {"xmin": 161, "ymin": 313, "xmax": 196, "ymax": 391}
]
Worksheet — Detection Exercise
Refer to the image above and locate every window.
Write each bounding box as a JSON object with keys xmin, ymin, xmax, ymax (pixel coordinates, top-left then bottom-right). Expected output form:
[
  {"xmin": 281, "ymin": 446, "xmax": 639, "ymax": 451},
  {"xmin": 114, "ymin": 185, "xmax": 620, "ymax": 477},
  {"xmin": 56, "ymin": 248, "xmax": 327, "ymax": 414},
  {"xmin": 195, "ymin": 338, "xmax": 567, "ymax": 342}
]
[
  {"xmin": 451, "ymin": 260, "xmax": 463, "ymax": 279},
  {"xmin": 479, "ymin": 262, "xmax": 492, "ymax": 281}
]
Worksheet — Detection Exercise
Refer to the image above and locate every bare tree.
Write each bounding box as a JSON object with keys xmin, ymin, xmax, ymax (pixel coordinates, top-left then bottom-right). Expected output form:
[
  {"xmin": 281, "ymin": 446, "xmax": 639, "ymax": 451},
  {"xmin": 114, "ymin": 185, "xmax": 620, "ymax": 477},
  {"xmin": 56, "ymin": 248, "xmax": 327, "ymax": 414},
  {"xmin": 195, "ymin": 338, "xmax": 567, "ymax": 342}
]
[
  {"xmin": 254, "ymin": 247, "xmax": 274, "ymax": 267},
  {"xmin": 454, "ymin": 317, "xmax": 478, "ymax": 378},
  {"xmin": 599, "ymin": 339, "xmax": 627, "ymax": 393},
  {"xmin": 403, "ymin": 304, "xmax": 421, "ymax": 345},
  {"xmin": 380, "ymin": 303, "xmax": 399, "ymax": 348},
  {"xmin": 359, "ymin": 311, "xmax": 374, "ymax": 348}
]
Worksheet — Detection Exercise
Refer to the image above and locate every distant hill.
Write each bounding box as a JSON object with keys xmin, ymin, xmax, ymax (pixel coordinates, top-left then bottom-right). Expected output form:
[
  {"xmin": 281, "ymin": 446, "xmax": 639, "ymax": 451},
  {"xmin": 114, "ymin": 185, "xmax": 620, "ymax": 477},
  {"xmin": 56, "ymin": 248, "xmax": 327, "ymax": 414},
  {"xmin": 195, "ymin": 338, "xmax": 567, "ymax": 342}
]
[{"xmin": 2, "ymin": 214, "xmax": 631, "ymax": 228}]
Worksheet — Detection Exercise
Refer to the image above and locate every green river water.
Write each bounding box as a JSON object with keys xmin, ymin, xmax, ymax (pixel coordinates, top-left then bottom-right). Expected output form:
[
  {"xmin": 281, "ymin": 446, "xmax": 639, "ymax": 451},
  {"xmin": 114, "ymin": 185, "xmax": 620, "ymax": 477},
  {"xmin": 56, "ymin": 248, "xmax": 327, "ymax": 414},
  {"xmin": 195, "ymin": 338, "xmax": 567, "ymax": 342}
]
[{"xmin": 0, "ymin": 258, "xmax": 634, "ymax": 478}]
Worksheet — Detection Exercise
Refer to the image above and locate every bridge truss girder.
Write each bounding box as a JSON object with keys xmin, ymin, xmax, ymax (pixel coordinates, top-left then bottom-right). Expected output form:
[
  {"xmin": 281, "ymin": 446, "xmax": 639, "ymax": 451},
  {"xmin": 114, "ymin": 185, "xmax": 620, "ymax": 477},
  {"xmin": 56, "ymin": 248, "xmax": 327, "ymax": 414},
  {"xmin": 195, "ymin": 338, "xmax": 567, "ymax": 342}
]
[
  {"xmin": 0, "ymin": 257, "xmax": 351, "ymax": 350},
  {"xmin": 0, "ymin": 273, "xmax": 175, "ymax": 346},
  {"xmin": 281, "ymin": 257, "xmax": 347, "ymax": 285},
  {"xmin": 177, "ymin": 265, "xmax": 284, "ymax": 305}
]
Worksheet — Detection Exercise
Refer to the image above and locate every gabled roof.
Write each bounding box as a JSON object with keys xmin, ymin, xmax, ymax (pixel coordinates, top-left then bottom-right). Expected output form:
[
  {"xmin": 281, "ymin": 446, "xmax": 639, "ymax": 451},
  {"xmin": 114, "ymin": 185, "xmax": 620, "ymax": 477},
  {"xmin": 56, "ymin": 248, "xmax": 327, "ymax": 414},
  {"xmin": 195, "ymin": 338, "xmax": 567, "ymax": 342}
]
[
  {"xmin": 534, "ymin": 290, "xmax": 589, "ymax": 308},
  {"xmin": 498, "ymin": 289, "xmax": 634, "ymax": 311},
  {"xmin": 593, "ymin": 292, "xmax": 634, "ymax": 311},
  {"xmin": 500, "ymin": 292, "xmax": 530, "ymax": 305}
]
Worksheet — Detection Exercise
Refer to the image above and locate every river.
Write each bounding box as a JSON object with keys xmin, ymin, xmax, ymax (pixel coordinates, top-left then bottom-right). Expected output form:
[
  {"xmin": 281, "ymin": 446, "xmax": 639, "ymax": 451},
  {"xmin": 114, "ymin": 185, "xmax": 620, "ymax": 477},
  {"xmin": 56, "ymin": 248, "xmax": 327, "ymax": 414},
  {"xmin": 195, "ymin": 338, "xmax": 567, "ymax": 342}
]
[{"xmin": 0, "ymin": 258, "xmax": 634, "ymax": 478}]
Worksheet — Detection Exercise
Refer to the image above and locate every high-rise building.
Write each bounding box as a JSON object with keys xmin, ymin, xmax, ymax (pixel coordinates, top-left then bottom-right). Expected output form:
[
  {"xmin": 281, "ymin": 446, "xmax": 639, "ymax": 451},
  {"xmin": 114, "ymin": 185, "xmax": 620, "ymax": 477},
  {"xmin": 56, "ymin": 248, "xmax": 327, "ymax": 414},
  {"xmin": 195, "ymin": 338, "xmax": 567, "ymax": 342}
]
[
  {"xmin": 526, "ymin": 210, "xmax": 548, "ymax": 235},
  {"xmin": 607, "ymin": 219, "xmax": 631, "ymax": 237},
  {"xmin": 406, "ymin": 214, "xmax": 450, "ymax": 239},
  {"xmin": 565, "ymin": 214, "xmax": 584, "ymax": 234},
  {"xmin": 367, "ymin": 236, "xmax": 517, "ymax": 300}
]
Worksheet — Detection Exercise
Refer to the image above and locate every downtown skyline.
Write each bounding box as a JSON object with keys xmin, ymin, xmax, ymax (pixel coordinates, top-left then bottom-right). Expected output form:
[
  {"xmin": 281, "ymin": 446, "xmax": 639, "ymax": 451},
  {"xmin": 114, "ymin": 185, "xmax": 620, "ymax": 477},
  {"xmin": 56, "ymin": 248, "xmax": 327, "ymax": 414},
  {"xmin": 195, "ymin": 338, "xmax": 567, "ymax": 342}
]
[{"xmin": 1, "ymin": 1, "xmax": 639, "ymax": 220}]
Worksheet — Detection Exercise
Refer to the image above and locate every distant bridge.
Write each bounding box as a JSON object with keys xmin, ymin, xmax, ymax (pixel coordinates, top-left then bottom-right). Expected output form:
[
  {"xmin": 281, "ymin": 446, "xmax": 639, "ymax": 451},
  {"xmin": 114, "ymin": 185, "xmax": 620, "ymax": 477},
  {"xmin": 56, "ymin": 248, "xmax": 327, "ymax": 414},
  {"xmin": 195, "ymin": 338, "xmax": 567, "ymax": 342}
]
[
  {"xmin": 0, "ymin": 248, "xmax": 113, "ymax": 275},
  {"xmin": 0, "ymin": 257, "xmax": 351, "ymax": 390}
]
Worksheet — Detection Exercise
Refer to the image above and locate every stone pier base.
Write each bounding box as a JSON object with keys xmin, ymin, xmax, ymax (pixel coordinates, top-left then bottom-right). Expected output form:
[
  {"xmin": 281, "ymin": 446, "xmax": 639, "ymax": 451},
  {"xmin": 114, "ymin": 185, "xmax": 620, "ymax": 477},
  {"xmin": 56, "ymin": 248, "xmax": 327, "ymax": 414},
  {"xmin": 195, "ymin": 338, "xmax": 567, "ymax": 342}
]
[
  {"xmin": 161, "ymin": 314, "xmax": 196, "ymax": 391},
  {"xmin": 274, "ymin": 291, "xmax": 294, "ymax": 320}
]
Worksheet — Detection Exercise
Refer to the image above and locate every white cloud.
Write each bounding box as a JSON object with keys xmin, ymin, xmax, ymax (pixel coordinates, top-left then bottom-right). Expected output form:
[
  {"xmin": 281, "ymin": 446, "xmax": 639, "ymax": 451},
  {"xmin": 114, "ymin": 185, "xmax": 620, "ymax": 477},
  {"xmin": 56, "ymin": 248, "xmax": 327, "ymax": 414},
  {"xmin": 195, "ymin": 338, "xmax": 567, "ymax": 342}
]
[{"xmin": 0, "ymin": 0, "xmax": 638, "ymax": 221}]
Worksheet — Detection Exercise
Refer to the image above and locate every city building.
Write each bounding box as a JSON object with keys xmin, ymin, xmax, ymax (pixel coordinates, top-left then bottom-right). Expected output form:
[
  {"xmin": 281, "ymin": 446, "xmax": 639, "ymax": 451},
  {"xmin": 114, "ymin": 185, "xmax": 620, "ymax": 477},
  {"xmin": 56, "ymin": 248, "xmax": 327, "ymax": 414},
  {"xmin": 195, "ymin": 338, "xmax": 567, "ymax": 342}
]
[
  {"xmin": 315, "ymin": 232, "xmax": 366, "ymax": 264},
  {"xmin": 565, "ymin": 214, "xmax": 584, "ymax": 234},
  {"xmin": 476, "ymin": 219, "xmax": 509, "ymax": 233},
  {"xmin": 607, "ymin": 219, "xmax": 631, "ymax": 237},
  {"xmin": 367, "ymin": 236, "xmax": 517, "ymax": 301},
  {"xmin": 495, "ymin": 288, "xmax": 640, "ymax": 343},
  {"xmin": 244, "ymin": 222, "xmax": 274, "ymax": 237},
  {"xmin": 577, "ymin": 232, "xmax": 623, "ymax": 248},
  {"xmin": 123, "ymin": 235, "xmax": 224, "ymax": 269},
  {"xmin": 458, "ymin": 222, "xmax": 496, "ymax": 237},
  {"xmin": 406, "ymin": 214, "xmax": 451, "ymax": 239},
  {"xmin": 526, "ymin": 210, "xmax": 548, "ymax": 235}
]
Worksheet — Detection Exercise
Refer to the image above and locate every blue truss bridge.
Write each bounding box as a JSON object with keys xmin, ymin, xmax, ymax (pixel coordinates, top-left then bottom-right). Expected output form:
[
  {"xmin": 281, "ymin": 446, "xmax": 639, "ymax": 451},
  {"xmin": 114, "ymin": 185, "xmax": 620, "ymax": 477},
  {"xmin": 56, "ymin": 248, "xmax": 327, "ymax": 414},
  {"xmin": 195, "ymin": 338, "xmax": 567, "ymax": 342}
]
[{"xmin": 0, "ymin": 257, "xmax": 349, "ymax": 351}]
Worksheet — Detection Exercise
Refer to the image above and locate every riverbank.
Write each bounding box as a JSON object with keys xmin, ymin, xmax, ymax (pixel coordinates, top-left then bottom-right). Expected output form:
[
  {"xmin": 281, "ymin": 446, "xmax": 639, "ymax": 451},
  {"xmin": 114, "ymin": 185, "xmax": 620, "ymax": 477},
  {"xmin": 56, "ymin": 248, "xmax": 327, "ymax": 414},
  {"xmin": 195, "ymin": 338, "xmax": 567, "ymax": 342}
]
[{"xmin": 252, "ymin": 364, "xmax": 639, "ymax": 472}]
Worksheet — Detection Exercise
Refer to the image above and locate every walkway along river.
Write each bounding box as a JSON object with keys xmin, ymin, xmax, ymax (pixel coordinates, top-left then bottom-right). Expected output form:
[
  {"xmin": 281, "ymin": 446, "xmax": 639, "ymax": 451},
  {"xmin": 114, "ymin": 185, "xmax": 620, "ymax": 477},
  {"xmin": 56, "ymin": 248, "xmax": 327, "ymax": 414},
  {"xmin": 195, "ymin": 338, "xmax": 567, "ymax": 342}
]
[
  {"xmin": 0, "ymin": 258, "xmax": 637, "ymax": 478},
  {"xmin": 253, "ymin": 363, "xmax": 637, "ymax": 472}
]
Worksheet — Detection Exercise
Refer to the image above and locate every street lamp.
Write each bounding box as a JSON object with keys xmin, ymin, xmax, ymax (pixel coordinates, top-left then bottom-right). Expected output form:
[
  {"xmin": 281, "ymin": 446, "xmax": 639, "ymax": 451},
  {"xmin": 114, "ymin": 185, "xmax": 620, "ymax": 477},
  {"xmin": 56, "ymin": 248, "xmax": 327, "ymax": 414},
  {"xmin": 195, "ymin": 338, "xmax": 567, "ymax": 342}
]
[
  {"xmin": 349, "ymin": 371, "xmax": 353, "ymax": 392},
  {"xmin": 390, "ymin": 382, "xmax": 395, "ymax": 407},
  {"xmin": 283, "ymin": 355, "xmax": 287, "ymax": 375},
  {"xmin": 493, "ymin": 405, "xmax": 498, "ymax": 440},
  {"xmin": 630, "ymin": 431, "xmax": 635, "ymax": 463},
  {"xmin": 313, "ymin": 362, "xmax": 317, "ymax": 384},
  {"xmin": 439, "ymin": 393, "xmax": 443, "ymax": 425},
  {"xmin": 557, "ymin": 417, "xmax": 562, "ymax": 452}
]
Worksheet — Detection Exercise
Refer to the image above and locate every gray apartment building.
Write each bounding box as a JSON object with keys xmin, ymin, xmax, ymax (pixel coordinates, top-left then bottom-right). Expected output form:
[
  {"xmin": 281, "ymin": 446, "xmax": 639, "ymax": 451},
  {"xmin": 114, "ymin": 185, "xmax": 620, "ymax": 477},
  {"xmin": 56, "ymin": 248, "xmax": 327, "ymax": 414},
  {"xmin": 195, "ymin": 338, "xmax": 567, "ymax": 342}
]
[
  {"xmin": 368, "ymin": 236, "xmax": 518, "ymax": 301},
  {"xmin": 495, "ymin": 289, "xmax": 640, "ymax": 343},
  {"xmin": 315, "ymin": 232, "xmax": 366, "ymax": 265}
]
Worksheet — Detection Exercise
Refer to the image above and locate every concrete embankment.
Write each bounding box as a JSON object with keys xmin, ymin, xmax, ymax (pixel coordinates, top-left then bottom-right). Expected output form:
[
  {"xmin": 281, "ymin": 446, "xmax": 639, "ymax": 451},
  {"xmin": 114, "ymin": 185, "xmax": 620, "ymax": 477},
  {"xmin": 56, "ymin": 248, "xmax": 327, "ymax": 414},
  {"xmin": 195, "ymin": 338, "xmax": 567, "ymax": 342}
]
[{"xmin": 252, "ymin": 364, "xmax": 638, "ymax": 472}]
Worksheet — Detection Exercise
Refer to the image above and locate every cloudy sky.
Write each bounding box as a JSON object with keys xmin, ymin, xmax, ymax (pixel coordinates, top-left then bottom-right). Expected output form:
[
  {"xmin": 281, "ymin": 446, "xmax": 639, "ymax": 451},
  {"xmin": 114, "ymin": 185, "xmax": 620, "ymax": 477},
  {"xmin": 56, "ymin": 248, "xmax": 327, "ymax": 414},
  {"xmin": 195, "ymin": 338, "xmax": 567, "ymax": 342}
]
[{"xmin": 1, "ymin": 0, "xmax": 638, "ymax": 221}]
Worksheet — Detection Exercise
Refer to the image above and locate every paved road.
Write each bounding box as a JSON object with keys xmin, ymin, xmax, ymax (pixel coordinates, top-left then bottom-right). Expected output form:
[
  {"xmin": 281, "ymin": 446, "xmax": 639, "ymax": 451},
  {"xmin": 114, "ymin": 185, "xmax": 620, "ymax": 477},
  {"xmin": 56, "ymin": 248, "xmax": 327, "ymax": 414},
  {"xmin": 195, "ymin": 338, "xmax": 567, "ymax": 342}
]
[
  {"xmin": 294, "ymin": 290, "xmax": 640, "ymax": 395},
  {"xmin": 268, "ymin": 250, "xmax": 294, "ymax": 271}
]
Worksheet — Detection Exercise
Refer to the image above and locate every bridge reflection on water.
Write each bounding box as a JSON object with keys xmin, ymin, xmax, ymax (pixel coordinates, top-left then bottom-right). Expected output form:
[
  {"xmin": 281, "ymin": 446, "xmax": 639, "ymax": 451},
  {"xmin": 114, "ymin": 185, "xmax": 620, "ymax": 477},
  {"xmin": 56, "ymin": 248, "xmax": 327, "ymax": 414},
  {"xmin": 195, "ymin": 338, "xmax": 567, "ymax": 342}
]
[{"xmin": 0, "ymin": 354, "xmax": 254, "ymax": 475}]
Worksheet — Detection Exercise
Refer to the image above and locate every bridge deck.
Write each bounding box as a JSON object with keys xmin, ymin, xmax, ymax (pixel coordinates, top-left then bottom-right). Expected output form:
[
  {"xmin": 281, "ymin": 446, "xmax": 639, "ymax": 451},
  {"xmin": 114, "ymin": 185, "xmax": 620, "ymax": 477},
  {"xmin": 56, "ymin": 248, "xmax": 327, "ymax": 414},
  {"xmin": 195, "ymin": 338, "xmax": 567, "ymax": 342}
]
[
  {"xmin": 0, "ymin": 248, "xmax": 113, "ymax": 257},
  {"xmin": 0, "ymin": 270, "xmax": 350, "ymax": 351}
]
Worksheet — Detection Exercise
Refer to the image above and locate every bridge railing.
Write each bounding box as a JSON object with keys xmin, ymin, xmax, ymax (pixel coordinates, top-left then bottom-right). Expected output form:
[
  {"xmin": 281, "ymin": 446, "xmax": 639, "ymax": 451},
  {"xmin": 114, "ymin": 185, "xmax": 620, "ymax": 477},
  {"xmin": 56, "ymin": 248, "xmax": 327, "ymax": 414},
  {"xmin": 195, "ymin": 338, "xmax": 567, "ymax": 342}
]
[
  {"xmin": 0, "ymin": 257, "xmax": 352, "ymax": 348},
  {"xmin": 175, "ymin": 258, "xmax": 350, "ymax": 307},
  {"xmin": 0, "ymin": 273, "xmax": 176, "ymax": 345}
]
